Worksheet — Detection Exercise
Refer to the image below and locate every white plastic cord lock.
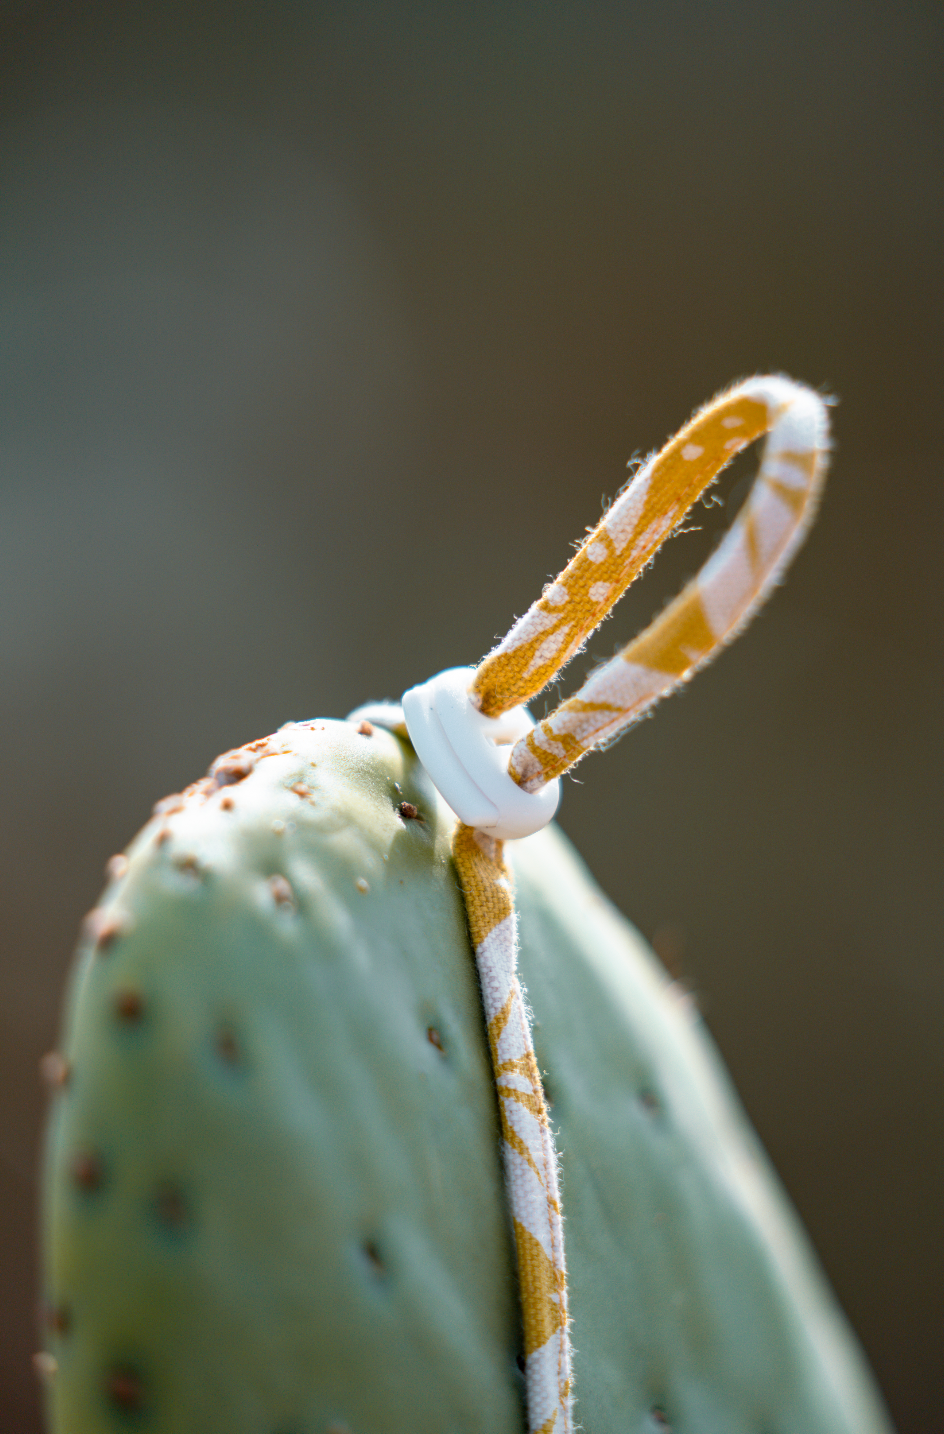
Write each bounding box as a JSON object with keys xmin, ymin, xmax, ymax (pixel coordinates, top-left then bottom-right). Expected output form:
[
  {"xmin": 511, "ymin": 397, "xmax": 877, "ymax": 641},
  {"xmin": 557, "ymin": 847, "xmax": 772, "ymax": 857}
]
[{"xmin": 402, "ymin": 666, "xmax": 561, "ymax": 840}]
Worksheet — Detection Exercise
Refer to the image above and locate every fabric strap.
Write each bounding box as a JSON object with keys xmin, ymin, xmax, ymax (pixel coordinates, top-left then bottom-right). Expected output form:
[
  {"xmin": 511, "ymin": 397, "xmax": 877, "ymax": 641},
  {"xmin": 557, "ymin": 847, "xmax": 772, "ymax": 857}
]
[{"xmin": 451, "ymin": 375, "xmax": 829, "ymax": 1433}]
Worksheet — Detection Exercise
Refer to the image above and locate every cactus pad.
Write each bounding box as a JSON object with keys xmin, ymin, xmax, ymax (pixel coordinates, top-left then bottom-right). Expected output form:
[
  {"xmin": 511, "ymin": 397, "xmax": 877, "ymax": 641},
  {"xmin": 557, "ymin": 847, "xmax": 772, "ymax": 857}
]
[{"xmin": 40, "ymin": 717, "xmax": 892, "ymax": 1433}]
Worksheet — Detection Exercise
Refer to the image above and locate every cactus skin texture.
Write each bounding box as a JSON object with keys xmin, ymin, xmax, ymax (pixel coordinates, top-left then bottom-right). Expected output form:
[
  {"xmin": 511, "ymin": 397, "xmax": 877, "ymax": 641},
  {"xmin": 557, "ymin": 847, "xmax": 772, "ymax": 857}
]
[{"xmin": 41, "ymin": 718, "xmax": 893, "ymax": 1434}]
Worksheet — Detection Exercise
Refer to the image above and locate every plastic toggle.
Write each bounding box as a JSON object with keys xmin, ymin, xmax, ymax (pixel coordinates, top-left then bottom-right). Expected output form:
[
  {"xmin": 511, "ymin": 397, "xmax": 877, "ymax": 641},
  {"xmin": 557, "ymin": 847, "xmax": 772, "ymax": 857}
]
[{"xmin": 402, "ymin": 667, "xmax": 561, "ymax": 840}]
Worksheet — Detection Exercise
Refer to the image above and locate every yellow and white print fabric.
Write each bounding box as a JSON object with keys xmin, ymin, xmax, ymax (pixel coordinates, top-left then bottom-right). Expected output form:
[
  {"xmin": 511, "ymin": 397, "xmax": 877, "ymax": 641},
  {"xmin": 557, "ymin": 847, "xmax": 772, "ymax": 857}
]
[
  {"xmin": 451, "ymin": 375, "xmax": 829, "ymax": 1434},
  {"xmin": 474, "ymin": 374, "xmax": 828, "ymax": 787},
  {"xmin": 453, "ymin": 825, "xmax": 571, "ymax": 1434}
]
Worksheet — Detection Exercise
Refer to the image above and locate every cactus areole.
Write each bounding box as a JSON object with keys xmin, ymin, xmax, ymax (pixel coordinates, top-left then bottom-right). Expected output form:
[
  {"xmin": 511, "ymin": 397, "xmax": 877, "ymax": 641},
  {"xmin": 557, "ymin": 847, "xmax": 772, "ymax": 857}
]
[{"xmin": 41, "ymin": 380, "xmax": 894, "ymax": 1433}]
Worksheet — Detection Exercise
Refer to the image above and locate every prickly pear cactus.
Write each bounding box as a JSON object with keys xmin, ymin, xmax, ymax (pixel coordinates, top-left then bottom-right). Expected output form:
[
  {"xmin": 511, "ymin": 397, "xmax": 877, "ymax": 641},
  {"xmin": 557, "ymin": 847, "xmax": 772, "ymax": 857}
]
[{"xmin": 40, "ymin": 716, "xmax": 893, "ymax": 1434}]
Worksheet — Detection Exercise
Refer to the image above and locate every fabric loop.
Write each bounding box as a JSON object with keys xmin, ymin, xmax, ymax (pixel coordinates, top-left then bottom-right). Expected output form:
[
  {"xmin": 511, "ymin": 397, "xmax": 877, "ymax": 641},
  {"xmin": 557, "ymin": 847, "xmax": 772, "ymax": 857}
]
[
  {"xmin": 472, "ymin": 375, "xmax": 829, "ymax": 791},
  {"xmin": 407, "ymin": 375, "xmax": 829, "ymax": 1434}
]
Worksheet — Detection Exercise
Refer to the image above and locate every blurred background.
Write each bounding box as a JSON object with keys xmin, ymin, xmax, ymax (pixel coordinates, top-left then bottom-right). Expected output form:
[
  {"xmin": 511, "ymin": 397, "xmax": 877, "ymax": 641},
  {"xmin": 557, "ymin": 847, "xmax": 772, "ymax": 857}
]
[{"xmin": 1, "ymin": 1, "xmax": 941, "ymax": 1428}]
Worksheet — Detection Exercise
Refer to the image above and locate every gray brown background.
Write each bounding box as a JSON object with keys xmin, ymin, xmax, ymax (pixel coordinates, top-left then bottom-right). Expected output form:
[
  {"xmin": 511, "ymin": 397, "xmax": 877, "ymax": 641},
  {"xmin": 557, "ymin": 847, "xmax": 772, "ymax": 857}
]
[{"xmin": 1, "ymin": 2, "xmax": 941, "ymax": 1429}]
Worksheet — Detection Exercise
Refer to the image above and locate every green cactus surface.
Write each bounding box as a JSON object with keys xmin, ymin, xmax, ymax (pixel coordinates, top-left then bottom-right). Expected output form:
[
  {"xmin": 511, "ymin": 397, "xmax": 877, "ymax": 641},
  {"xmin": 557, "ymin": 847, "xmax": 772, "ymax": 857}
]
[{"xmin": 41, "ymin": 717, "xmax": 893, "ymax": 1433}]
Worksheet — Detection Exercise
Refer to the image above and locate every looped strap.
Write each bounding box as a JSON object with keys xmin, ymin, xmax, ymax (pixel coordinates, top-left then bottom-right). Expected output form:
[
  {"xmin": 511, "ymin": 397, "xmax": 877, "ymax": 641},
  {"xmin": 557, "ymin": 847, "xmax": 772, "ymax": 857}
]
[
  {"xmin": 402, "ymin": 374, "xmax": 830, "ymax": 1434},
  {"xmin": 474, "ymin": 374, "xmax": 829, "ymax": 792}
]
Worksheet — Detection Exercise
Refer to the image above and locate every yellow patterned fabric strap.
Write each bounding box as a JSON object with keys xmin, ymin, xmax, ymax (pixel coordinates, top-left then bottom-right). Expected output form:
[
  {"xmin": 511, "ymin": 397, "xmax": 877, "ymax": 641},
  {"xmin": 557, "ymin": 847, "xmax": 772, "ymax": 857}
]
[
  {"xmin": 452, "ymin": 826, "xmax": 572, "ymax": 1433},
  {"xmin": 448, "ymin": 375, "xmax": 828, "ymax": 1434},
  {"xmin": 472, "ymin": 375, "xmax": 829, "ymax": 790}
]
